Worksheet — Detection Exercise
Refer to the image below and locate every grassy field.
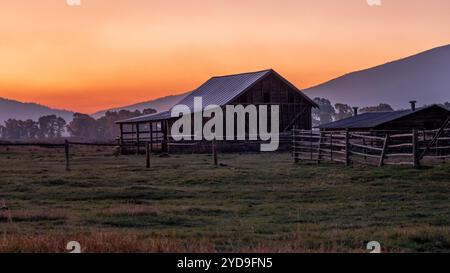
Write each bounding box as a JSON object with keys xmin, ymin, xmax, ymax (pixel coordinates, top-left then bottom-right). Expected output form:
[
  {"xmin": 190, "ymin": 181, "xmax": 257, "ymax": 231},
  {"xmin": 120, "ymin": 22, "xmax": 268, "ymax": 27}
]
[{"xmin": 0, "ymin": 146, "xmax": 449, "ymax": 253}]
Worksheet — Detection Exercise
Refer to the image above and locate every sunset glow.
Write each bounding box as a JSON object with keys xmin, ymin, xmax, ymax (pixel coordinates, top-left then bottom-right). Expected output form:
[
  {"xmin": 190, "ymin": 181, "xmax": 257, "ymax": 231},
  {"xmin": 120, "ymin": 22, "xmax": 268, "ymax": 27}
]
[{"xmin": 1, "ymin": 0, "xmax": 450, "ymax": 113}]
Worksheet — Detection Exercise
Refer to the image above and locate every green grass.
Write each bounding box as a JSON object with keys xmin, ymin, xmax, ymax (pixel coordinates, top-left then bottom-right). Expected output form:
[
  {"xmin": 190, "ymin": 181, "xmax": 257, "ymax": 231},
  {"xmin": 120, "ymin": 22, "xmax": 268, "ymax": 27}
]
[{"xmin": 0, "ymin": 146, "xmax": 449, "ymax": 252}]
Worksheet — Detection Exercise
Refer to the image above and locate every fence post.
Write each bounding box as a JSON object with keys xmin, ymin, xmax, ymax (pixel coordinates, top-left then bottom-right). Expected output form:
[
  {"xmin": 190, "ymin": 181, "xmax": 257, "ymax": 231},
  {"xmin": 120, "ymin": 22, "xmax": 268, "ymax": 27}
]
[
  {"xmin": 293, "ymin": 126, "xmax": 299, "ymax": 163},
  {"xmin": 330, "ymin": 132, "xmax": 333, "ymax": 162},
  {"xmin": 64, "ymin": 140, "xmax": 70, "ymax": 171},
  {"xmin": 317, "ymin": 131, "xmax": 323, "ymax": 164},
  {"xmin": 212, "ymin": 139, "xmax": 218, "ymax": 166},
  {"xmin": 412, "ymin": 129, "xmax": 419, "ymax": 168},
  {"xmin": 345, "ymin": 129, "xmax": 350, "ymax": 167},
  {"xmin": 146, "ymin": 141, "xmax": 151, "ymax": 169},
  {"xmin": 379, "ymin": 133, "xmax": 389, "ymax": 167},
  {"xmin": 136, "ymin": 123, "xmax": 140, "ymax": 155}
]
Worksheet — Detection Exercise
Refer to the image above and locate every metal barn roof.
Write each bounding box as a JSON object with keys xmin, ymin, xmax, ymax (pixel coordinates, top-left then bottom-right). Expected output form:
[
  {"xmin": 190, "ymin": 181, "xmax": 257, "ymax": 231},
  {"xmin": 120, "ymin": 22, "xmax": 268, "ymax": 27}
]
[
  {"xmin": 118, "ymin": 69, "xmax": 316, "ymax": 124},
  {"xmin": 319, "ymin": 104, "xmax": 450, "ymax": 130}
]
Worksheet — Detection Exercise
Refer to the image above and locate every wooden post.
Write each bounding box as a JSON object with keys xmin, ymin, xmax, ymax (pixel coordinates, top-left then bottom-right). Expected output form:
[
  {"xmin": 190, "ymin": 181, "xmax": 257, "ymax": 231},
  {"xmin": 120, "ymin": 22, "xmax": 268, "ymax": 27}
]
[
  {"xmin": 330, "ymin": 132, "xmax": 333, "ymax": 162},
  {"xmin": 146, "ymin": 141, "xmax": 151, "ymax": 169},
  {"xmin": 309, "ymin": 130, "xmax": 313, "ymax": 161},
  {"xmin": 119, "ymin": 123, "xmax": 124, "ymax": 154},
  {"xmin": 379, "ymin": 133, "xmax": 389, "ymax": 167},
  {"xmin": 293, "ymin": 126, "xmax": 299, "ymax": 163},
  {"xmin": 317, "ymin": 131, "xmax": 323, "ymax": 164},
  {"xmin": 64, "ymin": 140, "xmax": 70, "ymax": 171},
  {"xmin": 345, "ymin": 129, "xmax": 350, "ymax": 167},
  {"xmin": 212, "ymin": 139, "xmax": 218, "ymax": 166},
  {"xmin": 162, "ymin": 121, "xmax": 168, "ymax": 153},
  {"xmin": 136, "ymin": 123, "xmax": 140, "ymax": 155},
  {"xmin": 149, "ymin": 122, "xmax": 153, "ymax": 152},
  {"xmin": 413, "ymin": 129, "xmax": 419, "ymax": 168}
]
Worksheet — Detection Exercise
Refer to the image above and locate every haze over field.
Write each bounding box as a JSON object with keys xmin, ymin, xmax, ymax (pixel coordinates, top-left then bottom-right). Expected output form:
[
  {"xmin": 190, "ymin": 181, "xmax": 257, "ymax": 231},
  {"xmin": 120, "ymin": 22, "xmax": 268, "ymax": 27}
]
[{"xmin": 1, "ymin": 0, "xmax": 450, "ymax": 113}]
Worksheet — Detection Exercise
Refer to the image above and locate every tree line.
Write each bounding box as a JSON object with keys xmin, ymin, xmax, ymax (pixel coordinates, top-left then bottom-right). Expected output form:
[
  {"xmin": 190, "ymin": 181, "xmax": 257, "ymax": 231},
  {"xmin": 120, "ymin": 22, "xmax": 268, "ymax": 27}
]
[
  {"xmin": 1, "ymin": 100, "xmax": 449, "ymax": 140},
  {"xmin": 0, "ymin": 108, "xmax": 156, "ymax": 141}
]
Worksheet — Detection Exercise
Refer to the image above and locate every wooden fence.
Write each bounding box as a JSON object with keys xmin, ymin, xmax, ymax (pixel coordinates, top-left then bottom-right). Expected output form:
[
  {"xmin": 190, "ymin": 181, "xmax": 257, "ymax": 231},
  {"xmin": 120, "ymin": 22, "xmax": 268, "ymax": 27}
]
[
  {"xmin": 0, "ymin": 139, "xmax": 221, "ymax": 170},
  {"xmin": 292, "ymin": 128, "xmax": 450, "ymax": 167}
]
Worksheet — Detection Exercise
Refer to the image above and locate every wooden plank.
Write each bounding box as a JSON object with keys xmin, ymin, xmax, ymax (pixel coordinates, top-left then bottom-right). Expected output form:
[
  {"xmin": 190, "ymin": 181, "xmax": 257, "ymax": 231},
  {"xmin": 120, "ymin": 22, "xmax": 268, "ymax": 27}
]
[
  {"xmin": 390, "ymin": 133, "xmax": 413, "ymax": 138},
  {"xmin": 384, "ymin": 161, "xmax": 414, "ymax": 166},
  {"xmin": 385, "ymin": 153, "xmax": 414, "ymax": 157},
  {"xmin": 350, "ymin": 134, "xmax": 385, "ymax": 141},
  {"xmin": 350, "ymin": 151, "xmax": 381, "ymax": 159},
  {"xmin": 350, "ymin": 143, "xmax": 383, "ymax": 151},
  {"xmin": 379, "ymin": 134, "xmax": 389, "ymax": 167},
  {"xmin": 387, "ymin": 143, "xmax": 413, "ymax": 149}
]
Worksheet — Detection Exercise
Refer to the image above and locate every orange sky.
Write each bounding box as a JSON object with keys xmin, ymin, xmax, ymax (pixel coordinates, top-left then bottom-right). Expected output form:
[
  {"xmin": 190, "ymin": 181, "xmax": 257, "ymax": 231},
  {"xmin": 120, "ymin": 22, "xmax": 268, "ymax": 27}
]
[{"xmin": 1, "ymin": 0, "xmax": 450, "ymax": 113}]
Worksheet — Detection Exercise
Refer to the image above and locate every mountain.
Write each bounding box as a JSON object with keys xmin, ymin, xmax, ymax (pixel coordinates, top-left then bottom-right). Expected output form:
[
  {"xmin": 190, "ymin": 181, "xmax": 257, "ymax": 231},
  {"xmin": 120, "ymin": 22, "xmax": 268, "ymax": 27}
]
[
  {"xmin": 0, "ymin": 97, "xmax": 74, "ymax": 124},
  {"xmin": 91, "ymin": 92, "xmax": 189, "ymax": 119},
  {"xmin": 303, "ymin": 44, "xmax": 450, "ymax": 109}
]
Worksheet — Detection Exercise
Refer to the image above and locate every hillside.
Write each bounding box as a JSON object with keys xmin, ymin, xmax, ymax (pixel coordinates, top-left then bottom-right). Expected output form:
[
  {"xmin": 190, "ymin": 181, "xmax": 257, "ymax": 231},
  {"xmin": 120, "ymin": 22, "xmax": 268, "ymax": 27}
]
[
  {"xmin": 304, "ymin": 44, "xmax": 450, "ymax": 109},
  {"xmin": 0, "ymin": 97, "xmax": 74, "ymax": 124}
]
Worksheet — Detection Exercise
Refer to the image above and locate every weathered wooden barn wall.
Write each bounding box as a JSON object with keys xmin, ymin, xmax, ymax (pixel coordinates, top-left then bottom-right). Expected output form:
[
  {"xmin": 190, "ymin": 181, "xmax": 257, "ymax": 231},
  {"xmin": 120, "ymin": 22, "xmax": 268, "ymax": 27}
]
[{"xmin": 230, "ymin": 73, "xmax": 313, "ymax": 131}]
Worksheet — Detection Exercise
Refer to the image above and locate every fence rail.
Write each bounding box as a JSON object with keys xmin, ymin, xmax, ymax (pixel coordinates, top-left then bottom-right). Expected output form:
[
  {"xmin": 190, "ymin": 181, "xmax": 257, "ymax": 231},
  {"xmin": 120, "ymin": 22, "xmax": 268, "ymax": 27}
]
[{"xmin": 292, "ymin": 127, "xmax": 450, "ymax": 168}]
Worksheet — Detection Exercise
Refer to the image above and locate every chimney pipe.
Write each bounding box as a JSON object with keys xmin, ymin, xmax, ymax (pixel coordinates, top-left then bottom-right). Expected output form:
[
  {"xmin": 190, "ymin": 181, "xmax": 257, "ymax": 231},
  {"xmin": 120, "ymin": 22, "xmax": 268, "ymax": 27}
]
[
  {"xmin": 409, "ymin": 101, "xmax": 417, "ymax": 111},
  {"xmin": 353, "ymin": 107, "xmax": 359, "ymax": 117}
]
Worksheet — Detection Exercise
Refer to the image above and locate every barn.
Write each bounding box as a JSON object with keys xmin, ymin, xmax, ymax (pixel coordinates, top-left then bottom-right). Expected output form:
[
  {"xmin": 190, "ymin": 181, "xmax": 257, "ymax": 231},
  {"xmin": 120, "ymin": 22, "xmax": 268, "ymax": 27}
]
[
  {"xmin": 117, "ymin": 69, "xmax": 317, "ymax": 152},
  {"xmin": 319, "ymin": 103, "xmax": 450, "ymax": 132}
]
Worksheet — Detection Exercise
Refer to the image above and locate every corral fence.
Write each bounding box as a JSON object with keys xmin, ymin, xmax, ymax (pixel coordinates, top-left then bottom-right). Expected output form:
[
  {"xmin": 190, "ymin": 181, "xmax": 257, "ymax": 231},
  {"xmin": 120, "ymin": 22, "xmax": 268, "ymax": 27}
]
[{"xmin": 292, "ymin": 126, "xmax": 450, "ymax": 167}]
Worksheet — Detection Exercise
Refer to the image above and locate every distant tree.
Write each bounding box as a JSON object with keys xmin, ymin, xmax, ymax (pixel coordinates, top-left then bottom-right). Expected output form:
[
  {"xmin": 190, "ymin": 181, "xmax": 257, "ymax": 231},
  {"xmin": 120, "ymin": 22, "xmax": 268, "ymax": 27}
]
[
  {"xmin": 312, "ymin": 98, "xmax": 336, "ymax": 126},
  {"xmin": 444, "ymin": 102, "xmax": 450, "ymax": 110},
  {"xmin": 23, "ymin": 119, "xmax": 40, "ymax": 139},
  {"xmin": 0, "ymin": 124, "xmax": 6, "ymax": 139},
  {"xmin": 360, "ymin": 104, "xmax": 394, "ymax": 113},
  {"xmin": 142, "ymin": 108, "xmax": 157, "ymax": 115},
  {"xmin": 334, "ymin": 103, "xmax": 353, "ymax": 121},
  {"xmin": 38, "ymin": 115, "xmax": 66, "ymax": 138},
  {"xmin": 67, "ymin": 113, "xmax": 98, "ymax": 139},
  {"xmin": 4, "ymin": 119, "xmax": 27, "ymax": 139},
  {"xmin": 96, "ymin": 110, "xmax": 144, "ymax": 140}
]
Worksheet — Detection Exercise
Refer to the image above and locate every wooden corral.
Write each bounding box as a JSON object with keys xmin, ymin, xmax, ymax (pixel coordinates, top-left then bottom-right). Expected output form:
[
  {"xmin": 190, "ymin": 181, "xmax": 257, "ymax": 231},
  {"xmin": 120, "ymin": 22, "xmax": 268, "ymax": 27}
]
[{"xmin": 293, "ymin": 116, "xmax": 450, "ymax": 167}]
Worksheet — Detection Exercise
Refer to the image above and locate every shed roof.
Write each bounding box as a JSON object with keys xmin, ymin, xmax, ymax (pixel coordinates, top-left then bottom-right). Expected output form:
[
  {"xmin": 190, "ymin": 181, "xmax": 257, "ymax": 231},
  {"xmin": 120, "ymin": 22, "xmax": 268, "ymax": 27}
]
[
  {"xmin": 319, "ymin": 104, "xmax": 450, "ymax": 130},
  {"xmin": 118, "ymin": 69, "xmax": 316, "ymax": 124}
]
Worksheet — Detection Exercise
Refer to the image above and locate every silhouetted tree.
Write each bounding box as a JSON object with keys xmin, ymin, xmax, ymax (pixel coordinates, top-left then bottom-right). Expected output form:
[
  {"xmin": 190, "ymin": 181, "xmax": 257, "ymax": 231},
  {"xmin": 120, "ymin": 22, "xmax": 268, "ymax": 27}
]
[
  {"xmin": 96, "ymin": 110, "xmax": 145, "ymax": 140},
  {"xmin": 143, "ymin": 108, "xmax": 157, "ymax": 115},
  {"xmin": 23, "ymin": 119, "xmax": 40, "ymax": 139},
  {"xmin": 38, "ymin": 115, "xmax": 66, "ymax": 138},
  {"xmin": 4, "ymin": 119, "xmax": 27, "ymax": 139},
  {"xmin": 312, "ymin": 98, "xmax": 336, "ymax": 126},
  {"xmin": 335, "ymin": 103, "xmax": 353, "ymax": 121},
  {"xmin": 0, "ymin": 125, "xmax": 6, "ymax": 139},
  {"xmin": 360, "ymin": 103, "xmax": 394, "ymax": 113},
  {"xmin": 67, "ymin": 113, "xmax": 98, "ymax": 139}
]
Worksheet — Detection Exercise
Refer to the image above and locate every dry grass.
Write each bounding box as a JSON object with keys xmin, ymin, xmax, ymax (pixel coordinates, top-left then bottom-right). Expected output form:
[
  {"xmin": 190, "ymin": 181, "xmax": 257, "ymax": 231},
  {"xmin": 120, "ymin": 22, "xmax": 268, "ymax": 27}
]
[{"xmin": 0, "ymin": 147, "xmax": 449, "ymax": 253}]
